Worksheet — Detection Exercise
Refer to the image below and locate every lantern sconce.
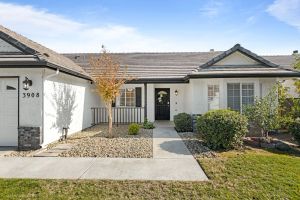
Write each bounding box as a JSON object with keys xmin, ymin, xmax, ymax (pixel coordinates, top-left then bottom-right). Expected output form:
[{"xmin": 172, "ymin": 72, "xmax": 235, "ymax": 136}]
[
  {"xmin": 174, "ymin": 89, "xmax": 179, "ymax": 96},
  {"xmin": 23, "ymin": 77, "xmax": 32, "ymax": 90}
]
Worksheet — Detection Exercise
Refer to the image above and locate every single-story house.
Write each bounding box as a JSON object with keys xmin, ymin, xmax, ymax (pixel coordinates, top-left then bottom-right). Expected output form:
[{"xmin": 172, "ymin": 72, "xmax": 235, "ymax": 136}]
[
  {"xmin": 0, "ymin": 25, "xmax": 102, "ymax": 149},
  {"xmin": 64, "ymin": 45, "xmax": 300, "ymax": 122},
  {"xmin": 0, "ymin": 25, "xmax": 299, "ymax": 149}
]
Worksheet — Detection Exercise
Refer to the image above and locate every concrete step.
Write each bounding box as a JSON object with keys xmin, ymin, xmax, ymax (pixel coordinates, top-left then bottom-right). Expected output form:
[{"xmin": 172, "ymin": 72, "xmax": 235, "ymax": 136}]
[{"xmin": 33, "ymin": 144, "xmax": 72, "ymax": 157}]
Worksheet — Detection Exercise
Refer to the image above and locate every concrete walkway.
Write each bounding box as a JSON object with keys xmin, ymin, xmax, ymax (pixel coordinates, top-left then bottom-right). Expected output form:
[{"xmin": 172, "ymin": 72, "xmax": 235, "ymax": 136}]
[{"xmin": 0, "ymin": 122, "xmax": 208, "ymax": 181}]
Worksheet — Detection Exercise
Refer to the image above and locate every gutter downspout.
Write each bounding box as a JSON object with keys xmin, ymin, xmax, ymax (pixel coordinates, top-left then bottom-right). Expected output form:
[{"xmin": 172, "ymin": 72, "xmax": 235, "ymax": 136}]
[
  {"xmin": 45, "ymin": 69, "xmax": 60, "ymax": 79},
  {"xmin": 41, "ymin": 69, "xmax": 60, "ymax": 147}
]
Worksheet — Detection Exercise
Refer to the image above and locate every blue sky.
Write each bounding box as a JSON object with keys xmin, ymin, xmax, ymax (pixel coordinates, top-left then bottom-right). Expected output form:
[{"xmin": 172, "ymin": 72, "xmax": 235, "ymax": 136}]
[{"xmin": 0, "ymin": 0, "xmax": 299, "ymax": 54}]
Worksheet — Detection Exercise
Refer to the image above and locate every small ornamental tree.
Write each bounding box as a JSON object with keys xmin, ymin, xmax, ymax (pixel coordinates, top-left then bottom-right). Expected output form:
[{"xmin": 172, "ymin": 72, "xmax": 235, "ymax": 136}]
[
  {"xmin": 89, "ymin": 46, "xmax": 132, "ymax": 137},
  {"xmin": 244, "ymin": 85, "xmax": 280, "ymax": 138}
]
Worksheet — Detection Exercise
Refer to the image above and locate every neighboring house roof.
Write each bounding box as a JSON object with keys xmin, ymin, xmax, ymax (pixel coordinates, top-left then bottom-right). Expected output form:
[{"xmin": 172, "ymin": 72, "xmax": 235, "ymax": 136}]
[
  {"xmin": 0, "ymin": 25, "xmax": 90, "ymax": 80},
  {"xmin": 64, "ymin": 45, "xmax": 300, "ymax": 83}
]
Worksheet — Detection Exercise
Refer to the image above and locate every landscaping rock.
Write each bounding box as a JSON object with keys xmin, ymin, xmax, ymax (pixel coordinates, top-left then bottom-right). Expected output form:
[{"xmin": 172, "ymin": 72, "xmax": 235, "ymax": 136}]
[
  {"xmin": 260, "ymin": 142, "xmax": 276, "ymax": 149},
  {"xmin": 178, "ymin": 132, "xmax": 216, "ymax": 158},
  {"xmin": 52, "ymin": 125, "xmax": 153, "ymax": 158},
  {"xmin": 275, "ymin": 141, "xmax": 291, "ymax": 151}
]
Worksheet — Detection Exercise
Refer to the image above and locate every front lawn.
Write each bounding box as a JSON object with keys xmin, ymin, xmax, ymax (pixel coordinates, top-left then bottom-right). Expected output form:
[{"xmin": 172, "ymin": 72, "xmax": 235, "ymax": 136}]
[{"xmin": 0, "ymin": 149, "xmax": 299, "ymax": 199}]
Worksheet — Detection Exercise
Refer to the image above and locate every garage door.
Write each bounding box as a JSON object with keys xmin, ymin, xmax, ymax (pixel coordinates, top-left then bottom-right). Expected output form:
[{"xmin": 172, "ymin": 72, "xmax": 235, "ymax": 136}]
[{"xmin": 0, "ymin": 78, "xmax": 18, "ymax": 146}]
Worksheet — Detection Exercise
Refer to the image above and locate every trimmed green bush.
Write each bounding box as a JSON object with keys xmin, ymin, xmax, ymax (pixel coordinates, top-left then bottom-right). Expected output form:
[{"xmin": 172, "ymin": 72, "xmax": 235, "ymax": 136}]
[
  {"xmin": 196, "ymin": 109, "xmax": 248, "ymax": 150},
  {"xmin": 288, "ymin": 119, "xmax": 300, "ymax": 144},
  {"xmin": 174, "ymin": 113, "xmax": 192, "ymax": 132},
  {"xmin": 128, "ymin": 123, "xmax": 140, "ymax": 135},
  {"xmin": 143, "ymin": 118, "xmax": 155, "ymax": 129}
]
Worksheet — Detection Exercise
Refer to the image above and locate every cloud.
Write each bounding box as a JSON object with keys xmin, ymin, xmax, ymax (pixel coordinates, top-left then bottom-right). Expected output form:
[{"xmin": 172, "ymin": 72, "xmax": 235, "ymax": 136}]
[
  {"xmin": 199, "ymin": 0, "xmax": 224, "ymax": 17},
  {"xmin": 267, "ymin": 0, "xmax": 300, "ymax": 30},
  {"xmin": 246, "ymin": 16, "xmax": 256, "ymax": 24},
  {"xmin": 0, "ymin": 2, "xmax": 166, "ymax": 52}
]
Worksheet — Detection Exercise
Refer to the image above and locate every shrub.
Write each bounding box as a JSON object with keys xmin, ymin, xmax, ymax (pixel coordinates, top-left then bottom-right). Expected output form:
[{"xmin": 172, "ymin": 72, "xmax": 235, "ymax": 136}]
[
  {"xmin": 174, "ymin": 113, "xmax": 193, "ymax": 132},
  {"xmin": 288, "ymin": 119, "xmax": 300, "ymax": 144},
  {"xmin": 142, "ymin": 118, "xmax": 155, "ymax": 129},
  {"xmin": 196, "ymin": 109, "xmax": 248, "ymax": 150},
  {"xmin": 278, "ymin": 116, "xmax": 294, "ymax": 130},
  {"xmin": 128, "ymin": 123, "xmax": 140, "ymax": 135}
]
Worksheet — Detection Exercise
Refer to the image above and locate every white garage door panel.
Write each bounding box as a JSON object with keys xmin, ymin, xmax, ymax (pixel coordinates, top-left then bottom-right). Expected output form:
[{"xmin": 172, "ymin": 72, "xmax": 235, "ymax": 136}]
[{"xmin": 0, "ymin": 78, "xmax": 18, "ymax": 146}]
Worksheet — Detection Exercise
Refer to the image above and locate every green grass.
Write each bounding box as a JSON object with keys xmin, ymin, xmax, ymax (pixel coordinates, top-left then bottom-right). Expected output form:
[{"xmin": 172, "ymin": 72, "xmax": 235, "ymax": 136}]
[{"xmin": 0, "ymin": 149, "xmax": 299, "ymax": 199}]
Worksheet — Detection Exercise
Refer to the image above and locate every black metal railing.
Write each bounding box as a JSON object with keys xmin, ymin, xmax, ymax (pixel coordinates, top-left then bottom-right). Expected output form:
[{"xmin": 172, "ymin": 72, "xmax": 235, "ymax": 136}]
[{"xmin": 91, "ymin": 107, "xmax": 144, "ymax": 125}]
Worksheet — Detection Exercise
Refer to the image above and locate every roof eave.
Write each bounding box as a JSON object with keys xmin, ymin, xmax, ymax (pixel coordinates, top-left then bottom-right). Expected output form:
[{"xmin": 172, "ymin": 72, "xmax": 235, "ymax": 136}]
[
  {"xmin": 126, "ymin": 78, "xmax": 189, "ymax": 84},
  {"xmin": 0, "ymin": 60, "xmax": 92, "ymax": 81},
  {"xmin": 188, "ymin": 72, "xmax": 300, "ymax": 79}
]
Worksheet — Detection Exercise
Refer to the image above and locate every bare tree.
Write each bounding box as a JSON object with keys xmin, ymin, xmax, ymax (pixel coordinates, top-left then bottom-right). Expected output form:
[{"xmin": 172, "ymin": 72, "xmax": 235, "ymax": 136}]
[{"xmin": 89, "ymin": 46, "xmax": 132, "ymax": 137}]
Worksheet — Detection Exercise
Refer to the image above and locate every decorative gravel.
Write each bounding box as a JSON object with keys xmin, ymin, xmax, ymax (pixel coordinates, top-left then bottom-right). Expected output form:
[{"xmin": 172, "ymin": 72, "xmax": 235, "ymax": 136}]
[
  {"xmin": 4, "ymin": 150, "xmax": 35, "ymax": 157},
  {"xmin": 59, "ymin": 125, "xmax": 153, "ymax": 158},
  {"xmin": 178, "ymin": 132, "xmax": 216, "ymax": 158}
]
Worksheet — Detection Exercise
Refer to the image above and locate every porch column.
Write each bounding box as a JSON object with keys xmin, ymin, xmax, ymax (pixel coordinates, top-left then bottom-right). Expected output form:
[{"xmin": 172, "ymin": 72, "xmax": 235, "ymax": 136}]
[
  {"xmin": 144, "ymin": 83, "xmax": 147, "ymax": 120},
  {"xmin": 146, "ymin": 84, "xmax": 155, "ymax": 121}
]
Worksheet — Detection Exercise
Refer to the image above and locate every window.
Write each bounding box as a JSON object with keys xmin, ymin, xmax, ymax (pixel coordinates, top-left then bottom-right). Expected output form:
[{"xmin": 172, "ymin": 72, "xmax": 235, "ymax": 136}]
[
  {"xmin": 208, "ymin": 85, "xmax": 220, "ymax": 110},
  {"xmin": 227, "ymin": 83, "xmax": 254, "ymax": 112},
  {"xmin": 6, "ymin": 85, "xmax": 16, "ymax": 90},
  {"xmin": 120, "ymin": 88, "xmax": 136, "ymax": 107},
  {"xmin": 242, "ymin": 84, "xmax": 254, "ymax": 107}
]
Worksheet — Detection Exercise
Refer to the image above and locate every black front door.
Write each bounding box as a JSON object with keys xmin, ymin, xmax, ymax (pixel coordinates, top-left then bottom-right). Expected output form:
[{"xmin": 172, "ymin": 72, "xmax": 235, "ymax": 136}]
[{"xmin": 155, "ymin": 88, "xmax": 170, "ymax": 120}]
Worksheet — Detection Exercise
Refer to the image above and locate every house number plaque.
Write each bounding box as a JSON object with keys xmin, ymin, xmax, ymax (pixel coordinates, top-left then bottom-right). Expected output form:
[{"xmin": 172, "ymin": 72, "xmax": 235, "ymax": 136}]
[{"xmin": 22, "ymin": 92, "xmax": 40, "ymax": 98}]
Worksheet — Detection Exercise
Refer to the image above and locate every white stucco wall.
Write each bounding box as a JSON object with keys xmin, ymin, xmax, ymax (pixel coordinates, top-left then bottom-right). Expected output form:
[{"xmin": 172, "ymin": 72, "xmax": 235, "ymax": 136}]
[
  {"xmin": 140, "ymin": 78, "xmax": 278, "ymax": 121},
  {"xmin": 0, "ymin": 68, "xmax": 43, "ymax": 128},
  {"xmin": 283, "ymin": 79, "xmax": 299, "ymax": 98},
  {"xmin": 152, "ymin": 84, "xmax": 188, "ymax": 121},
  {"xmin": 189, "ymin": 78, "xmax": 276, "ymax": 114},
  {"xmin": 43, "ymin": 69, "xmax": 102, "ymax": 146},
  {"xmin": 146, "ymin": 84, "xmax": 155, "ymax": 122}
]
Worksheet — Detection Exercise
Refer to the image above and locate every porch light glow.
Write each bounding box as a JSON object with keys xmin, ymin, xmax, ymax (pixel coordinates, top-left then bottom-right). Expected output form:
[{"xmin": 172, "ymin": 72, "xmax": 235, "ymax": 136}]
[
  {"xmin": 175, "ymin": 89, "xmax": 178, "ymax": 96},
  {"xmin": 23, "ymin": 77, "xmax": 32, "ymax": 90}
]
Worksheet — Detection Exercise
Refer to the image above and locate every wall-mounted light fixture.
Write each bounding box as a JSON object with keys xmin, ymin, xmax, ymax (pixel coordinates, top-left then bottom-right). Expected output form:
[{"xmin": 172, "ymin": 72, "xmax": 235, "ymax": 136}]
[
  {"xmin": 174, "ymin": 89, "xmax": 179, "ymax": 96},
  {"xmin": 23, "ymin": 77, "xmax": 32, "ymax": 90}
]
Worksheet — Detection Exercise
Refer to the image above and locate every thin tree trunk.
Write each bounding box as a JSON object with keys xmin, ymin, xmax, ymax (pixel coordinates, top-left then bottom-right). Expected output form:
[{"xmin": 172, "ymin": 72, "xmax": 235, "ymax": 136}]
[
  {"xmin": 107, "ymin": 102, "xmax": 113, "ymax": 137},
  {"xmin": 261, "ymin": 128, "xmax": 265, "ymax": 137}
]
